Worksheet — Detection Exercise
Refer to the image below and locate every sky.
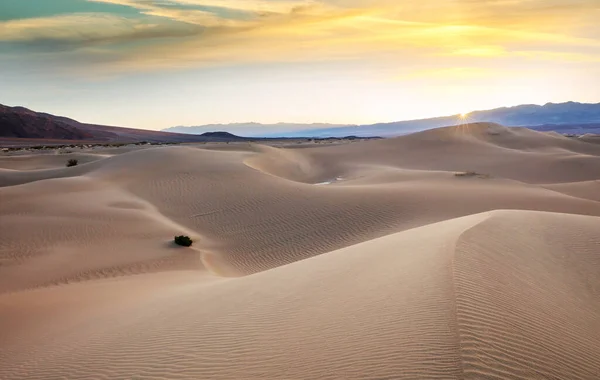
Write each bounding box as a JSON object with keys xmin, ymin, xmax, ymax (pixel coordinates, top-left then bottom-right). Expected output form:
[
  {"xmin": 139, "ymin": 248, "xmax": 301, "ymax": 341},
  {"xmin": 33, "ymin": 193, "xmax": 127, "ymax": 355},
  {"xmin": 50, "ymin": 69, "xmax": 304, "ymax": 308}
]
[{"xmin": 0, "ymin": 0, "xmax": 599, "ymax": 131}]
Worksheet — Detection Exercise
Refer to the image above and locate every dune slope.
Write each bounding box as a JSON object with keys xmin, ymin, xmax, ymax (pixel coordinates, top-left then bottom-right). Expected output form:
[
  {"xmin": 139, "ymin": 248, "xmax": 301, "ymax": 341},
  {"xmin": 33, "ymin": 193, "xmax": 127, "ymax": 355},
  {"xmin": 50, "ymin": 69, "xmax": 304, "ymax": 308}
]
[
  {"xmin": 303, "ymin": 123, "xmax": 600, "ymax": 184},
  {"xmin": 1, "ymin": 211, "xmax": 599, "ymax": 379},
  {"xmin": 2, "ymin": 142, "xmax": 600, "ymax": 278}
]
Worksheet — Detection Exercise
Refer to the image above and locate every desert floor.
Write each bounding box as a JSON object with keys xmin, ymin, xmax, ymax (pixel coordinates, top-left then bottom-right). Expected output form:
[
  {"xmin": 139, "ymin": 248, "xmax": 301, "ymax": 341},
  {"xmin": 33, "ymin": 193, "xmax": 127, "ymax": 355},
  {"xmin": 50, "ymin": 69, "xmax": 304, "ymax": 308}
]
[{"xmin": 1, "ymin": 123, "xmax": 600, "ymax": 379}]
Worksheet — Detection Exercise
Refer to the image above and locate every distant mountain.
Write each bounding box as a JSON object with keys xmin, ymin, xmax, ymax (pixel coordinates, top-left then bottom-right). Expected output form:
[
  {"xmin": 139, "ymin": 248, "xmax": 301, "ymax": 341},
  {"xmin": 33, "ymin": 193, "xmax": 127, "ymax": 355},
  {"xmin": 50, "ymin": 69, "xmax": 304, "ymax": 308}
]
[
  {"xmin": 350, "ymin": 101, "xmax": 600, "ymax": 137},
  {"xmin": 0, "ymin": 104, "xmax": 241, "ymax": 143},
  {"xmin": 163, "ymin": 102, "xmax": 600, "ymax": 138},
  {"xmin": 199, "ymin": 131, "xmax": 249, "ymax": 140},
  {"xmin": 3, "ymin": 102, "xmax": 599, "ymax": 143},
  {"xmin": 163, "ymin": 123, "xmax": 352, "ymax": 138}
]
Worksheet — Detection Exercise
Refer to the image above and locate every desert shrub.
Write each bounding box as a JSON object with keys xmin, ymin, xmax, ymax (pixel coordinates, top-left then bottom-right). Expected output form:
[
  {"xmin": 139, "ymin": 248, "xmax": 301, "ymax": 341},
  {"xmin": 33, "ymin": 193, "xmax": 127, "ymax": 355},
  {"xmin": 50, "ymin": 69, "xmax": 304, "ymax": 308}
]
[
  {"xmin": 455, "ymin": 171, "xmax": 489, "ymax": 178},
  {"xmin": 455, "ymin": 171, "xmax": 478, "ymax": 177},
  {"xmin": 174, "ymin": 235, "xmax": 193, "ymax": 247},
  {"xmin": 66, "ymin": 159, "xmax": 78, "ymax": 167}
]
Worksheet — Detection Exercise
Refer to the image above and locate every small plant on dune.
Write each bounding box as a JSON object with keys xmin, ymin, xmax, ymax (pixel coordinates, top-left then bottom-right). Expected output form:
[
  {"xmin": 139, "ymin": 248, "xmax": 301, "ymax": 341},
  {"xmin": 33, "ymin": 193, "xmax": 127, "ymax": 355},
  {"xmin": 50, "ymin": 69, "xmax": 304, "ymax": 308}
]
[
  {"xmin": 455, "ymin": 171, "xmax": 478, "ymax": 177},
  {"xmin": 174, "ymin": 235, "xmax": 193, "ymax": 247},
  {"xmin": 455, "ymin": 171, "xmax": 489, "ymax": 178},
  {"xmin": 66, "ymin": 159, "xmax": 79, "ymax": 167}
]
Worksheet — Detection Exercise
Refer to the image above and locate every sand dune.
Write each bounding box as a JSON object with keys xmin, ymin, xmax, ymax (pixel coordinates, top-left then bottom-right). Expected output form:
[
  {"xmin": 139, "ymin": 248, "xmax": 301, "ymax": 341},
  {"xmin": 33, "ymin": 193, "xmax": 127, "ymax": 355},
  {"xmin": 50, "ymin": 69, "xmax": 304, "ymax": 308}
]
[
  {"xmin": 0, "ymin": 176, "xmax": 208, "ymax": 292},
  {"xmin": 304, "ymin": 123, "xmax": 600, "ymax": 183},
  {"xmin": 0, "ymin": 152, "xmax": 107, "ymax": 171},
  {"xmin": 1, "ymin": 211, "xmax": 599, "ymax": 379},
  {"xmin": 543, "ymin": 180, "xmax": 600, "ymax": 202},
  {"xmin": 1, "ymin": 123, "xmax": 599, "ymax": 379},
  {"xmin": 3, "ymin": 143, "xmax": 599, "ymax": 277}
]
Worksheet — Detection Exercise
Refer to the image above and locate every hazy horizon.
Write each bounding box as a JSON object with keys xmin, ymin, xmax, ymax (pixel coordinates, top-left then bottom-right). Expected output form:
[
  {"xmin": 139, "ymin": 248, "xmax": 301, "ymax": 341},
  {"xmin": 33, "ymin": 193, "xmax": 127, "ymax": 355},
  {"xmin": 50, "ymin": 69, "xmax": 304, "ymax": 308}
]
[{"xmin": 1, "ymin": 0, "xmax": 599, "ymax": 131}]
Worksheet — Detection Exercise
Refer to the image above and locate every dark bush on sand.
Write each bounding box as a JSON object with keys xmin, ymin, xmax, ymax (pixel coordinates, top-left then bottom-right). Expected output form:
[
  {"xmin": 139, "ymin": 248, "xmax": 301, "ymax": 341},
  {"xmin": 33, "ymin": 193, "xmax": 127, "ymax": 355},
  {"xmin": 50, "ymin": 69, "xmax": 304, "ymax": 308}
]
[{"xmin": 174, "ymin": 235, "xmax": 193, "ymax": 247}]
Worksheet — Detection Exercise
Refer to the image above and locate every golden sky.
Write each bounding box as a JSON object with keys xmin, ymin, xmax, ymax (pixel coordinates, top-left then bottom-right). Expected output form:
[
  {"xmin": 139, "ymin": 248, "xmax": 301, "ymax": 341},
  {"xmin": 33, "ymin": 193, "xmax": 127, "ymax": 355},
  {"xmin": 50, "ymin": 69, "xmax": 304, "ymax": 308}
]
[{"xmin": 1, "ymin": 0, "xmax": 599, "ymax": 129}]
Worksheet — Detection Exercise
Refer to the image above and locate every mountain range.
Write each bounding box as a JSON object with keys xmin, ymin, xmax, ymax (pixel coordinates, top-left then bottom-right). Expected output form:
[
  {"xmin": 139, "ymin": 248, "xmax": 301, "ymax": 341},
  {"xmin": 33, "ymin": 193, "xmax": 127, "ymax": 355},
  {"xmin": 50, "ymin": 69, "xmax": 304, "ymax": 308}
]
[
  {"xmin": 164, "ymin": 102, "xmax": 600, "ymax": 138},
  {"xmin": 2, "ymin": 102, "xmax": 600, "ymax": 143}
]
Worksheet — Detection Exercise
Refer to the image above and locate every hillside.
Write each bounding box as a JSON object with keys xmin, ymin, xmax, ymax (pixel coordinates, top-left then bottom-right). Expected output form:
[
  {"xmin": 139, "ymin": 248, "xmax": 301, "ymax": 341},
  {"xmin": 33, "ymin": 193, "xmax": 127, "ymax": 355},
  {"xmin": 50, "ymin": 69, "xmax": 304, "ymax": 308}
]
[
  {"xmin": 0, "ymin": 104, "xmax": 100, "ymax": 140},
  {"xmin": 0, "ymin": 104, "xmax": 239, "ymax": 143}
]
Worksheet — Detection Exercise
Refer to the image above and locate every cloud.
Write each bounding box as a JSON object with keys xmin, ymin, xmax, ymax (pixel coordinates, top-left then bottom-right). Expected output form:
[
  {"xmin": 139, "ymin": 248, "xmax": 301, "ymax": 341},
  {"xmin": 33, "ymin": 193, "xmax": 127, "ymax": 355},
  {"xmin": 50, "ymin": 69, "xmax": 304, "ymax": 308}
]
[
  {"xmin": 91, "ymin": 0, "xmax": 315, "ymax": 14},
  {"xmin": 515, "ymin": 50, "xmax": 600, "ymax": 63},
  {"xmin": 398, "ymin": 67, "xmax": 494, "ymax": 80},
  {"xmin": 0, "ymin": 13, "xmax": 202, "ymax": 48},
  {"xmin": 1, "ymin": 0, "xmax": 598, "ymax": 76}
]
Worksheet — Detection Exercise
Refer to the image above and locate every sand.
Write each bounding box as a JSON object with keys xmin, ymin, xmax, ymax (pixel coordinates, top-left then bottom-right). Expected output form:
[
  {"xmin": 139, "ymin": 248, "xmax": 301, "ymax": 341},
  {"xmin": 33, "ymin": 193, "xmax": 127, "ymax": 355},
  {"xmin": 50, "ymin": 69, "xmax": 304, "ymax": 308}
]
[{"xmin": 1, "ymin": 123, "xmax": 599, "ymax": 379}]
